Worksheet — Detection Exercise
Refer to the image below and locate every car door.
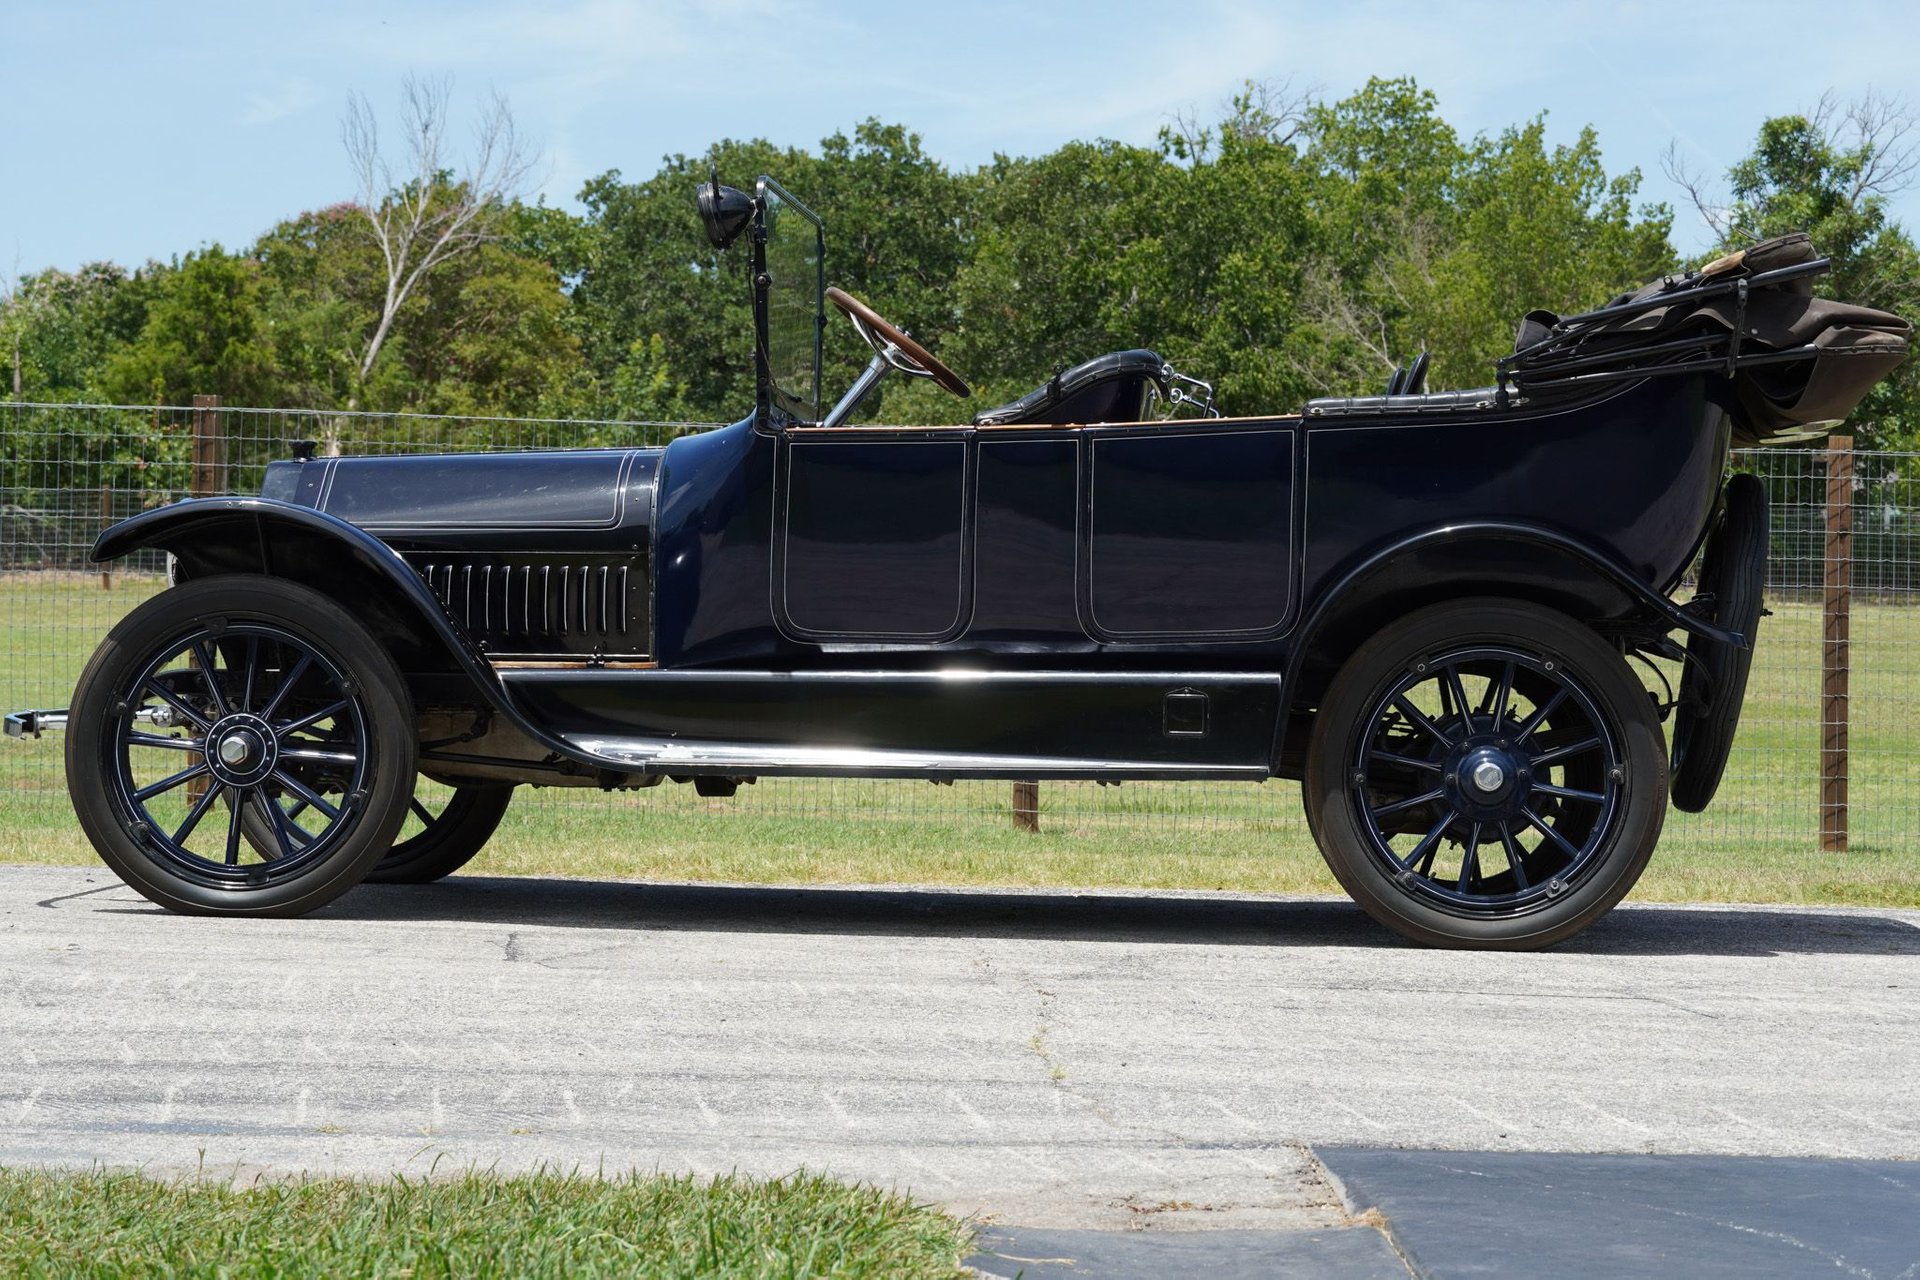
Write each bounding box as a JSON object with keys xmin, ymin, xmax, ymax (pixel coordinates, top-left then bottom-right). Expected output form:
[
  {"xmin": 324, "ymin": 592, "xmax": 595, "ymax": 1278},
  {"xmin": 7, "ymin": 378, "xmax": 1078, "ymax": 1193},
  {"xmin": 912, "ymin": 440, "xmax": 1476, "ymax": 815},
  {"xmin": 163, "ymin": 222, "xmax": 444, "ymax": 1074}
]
[
  {"xmin": 1078, "ymin": 421, "xmax": 1299, "ymax": 642},
  {"xmin": 771, "ymin": 425, "xmax": 975, "ymax": 643}
]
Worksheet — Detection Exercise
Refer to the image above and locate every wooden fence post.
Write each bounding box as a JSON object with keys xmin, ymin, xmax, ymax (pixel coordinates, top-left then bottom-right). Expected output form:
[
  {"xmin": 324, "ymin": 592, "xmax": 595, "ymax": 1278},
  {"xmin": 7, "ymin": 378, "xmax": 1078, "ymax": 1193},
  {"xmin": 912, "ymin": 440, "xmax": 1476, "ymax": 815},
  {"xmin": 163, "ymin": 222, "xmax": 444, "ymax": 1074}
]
[
  {"xmin": 190, "ymin": 394, "xmax": 225, "ymax": 497},
  {"xmin": 1820, "ymin": 434, "xmax": 1852, "ymax": 853},
  {"xmin": 1012, "ymin": 780, "xmax": 1040, "ymax": 833}
]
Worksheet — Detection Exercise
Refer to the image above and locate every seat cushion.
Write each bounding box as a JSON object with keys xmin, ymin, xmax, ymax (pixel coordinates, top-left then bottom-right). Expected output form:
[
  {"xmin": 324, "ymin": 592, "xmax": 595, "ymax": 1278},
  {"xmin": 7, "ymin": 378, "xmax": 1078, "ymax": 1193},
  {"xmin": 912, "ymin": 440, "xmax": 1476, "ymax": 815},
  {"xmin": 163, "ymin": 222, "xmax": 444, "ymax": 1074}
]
[{"xmin": 973, "ymin": 350, "xmax": 1167, "ymax": 426}]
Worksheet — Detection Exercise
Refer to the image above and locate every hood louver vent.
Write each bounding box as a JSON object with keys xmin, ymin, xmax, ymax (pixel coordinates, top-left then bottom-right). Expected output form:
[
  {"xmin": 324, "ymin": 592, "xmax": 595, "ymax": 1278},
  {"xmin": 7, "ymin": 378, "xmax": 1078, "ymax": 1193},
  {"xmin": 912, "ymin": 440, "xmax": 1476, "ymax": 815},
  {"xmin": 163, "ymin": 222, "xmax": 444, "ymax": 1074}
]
[{"xmin": 407, "ymin": 554, "xmax": 649, "ymax": 660}]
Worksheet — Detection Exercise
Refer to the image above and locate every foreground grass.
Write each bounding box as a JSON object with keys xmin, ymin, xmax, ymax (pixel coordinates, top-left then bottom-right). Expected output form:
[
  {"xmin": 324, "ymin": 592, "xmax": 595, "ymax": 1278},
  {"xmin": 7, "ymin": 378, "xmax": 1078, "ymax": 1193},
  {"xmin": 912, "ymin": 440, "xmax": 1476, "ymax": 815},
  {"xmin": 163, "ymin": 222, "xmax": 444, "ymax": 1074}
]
[
  {"xmin": 4, "ymin": 573, "xmax": 1917, "ymax": 907},
  {"xmin": 0, "ymin": 1168, "xmax": 974, "ymax": 1279}
]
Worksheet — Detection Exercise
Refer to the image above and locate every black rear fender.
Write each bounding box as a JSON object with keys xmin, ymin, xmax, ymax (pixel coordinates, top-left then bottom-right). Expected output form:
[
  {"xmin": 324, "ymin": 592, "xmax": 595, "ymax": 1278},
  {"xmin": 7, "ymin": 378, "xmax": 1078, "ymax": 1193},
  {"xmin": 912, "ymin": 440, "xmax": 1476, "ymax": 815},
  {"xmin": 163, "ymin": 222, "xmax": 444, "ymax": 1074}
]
[{"xmin": 1276, "ymin": 520, "xmax": 1749, "ymax": 770}]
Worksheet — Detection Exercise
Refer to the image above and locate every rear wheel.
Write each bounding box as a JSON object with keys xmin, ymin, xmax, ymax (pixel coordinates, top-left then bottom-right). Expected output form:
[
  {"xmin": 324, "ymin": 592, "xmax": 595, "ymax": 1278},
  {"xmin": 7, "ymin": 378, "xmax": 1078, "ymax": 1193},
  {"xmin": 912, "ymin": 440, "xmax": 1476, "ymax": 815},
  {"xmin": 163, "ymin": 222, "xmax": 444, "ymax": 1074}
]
[
  {"xmin": 1305, "ymin": 599, "xmax": 1666, "ymax": 949},
  {"xmin": 364, "ymin": 782, "xmax": 513, "ymax": 883},
  {"xmin": 66, "ymin": 576, "xmax": 414, "ymax": 917}
]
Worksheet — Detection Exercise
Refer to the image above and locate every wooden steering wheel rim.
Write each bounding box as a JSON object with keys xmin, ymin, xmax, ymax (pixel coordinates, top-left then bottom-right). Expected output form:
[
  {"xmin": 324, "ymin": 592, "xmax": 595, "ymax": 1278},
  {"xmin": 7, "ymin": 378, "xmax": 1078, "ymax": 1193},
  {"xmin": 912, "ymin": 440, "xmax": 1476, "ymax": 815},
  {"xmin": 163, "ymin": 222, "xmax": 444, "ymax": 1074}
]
[{"xmin": 825, "ymin": 286, "xmax": 970, "ymax": 398}]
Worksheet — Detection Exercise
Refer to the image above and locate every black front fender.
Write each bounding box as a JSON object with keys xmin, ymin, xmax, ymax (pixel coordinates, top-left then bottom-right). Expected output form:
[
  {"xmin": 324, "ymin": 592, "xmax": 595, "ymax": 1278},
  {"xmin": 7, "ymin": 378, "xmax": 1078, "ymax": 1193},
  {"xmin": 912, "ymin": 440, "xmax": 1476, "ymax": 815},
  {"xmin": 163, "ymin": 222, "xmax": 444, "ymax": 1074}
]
[
  {"xmin": 96, "ymin": 497, "xmax": 488, "ymax": 668},
  {"xmin": 93, "ymin": 498, "xmax": 603, "ymax": 771}
]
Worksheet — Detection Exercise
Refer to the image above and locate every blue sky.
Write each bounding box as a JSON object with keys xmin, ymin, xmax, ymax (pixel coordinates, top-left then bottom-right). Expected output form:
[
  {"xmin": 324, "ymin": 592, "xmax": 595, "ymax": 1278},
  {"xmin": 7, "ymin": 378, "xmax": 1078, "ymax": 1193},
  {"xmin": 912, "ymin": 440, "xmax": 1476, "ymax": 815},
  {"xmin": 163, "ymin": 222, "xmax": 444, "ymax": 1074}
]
[{"xmin": 3, "ymin": 0, "xmax": 1916, "ymax": 276}]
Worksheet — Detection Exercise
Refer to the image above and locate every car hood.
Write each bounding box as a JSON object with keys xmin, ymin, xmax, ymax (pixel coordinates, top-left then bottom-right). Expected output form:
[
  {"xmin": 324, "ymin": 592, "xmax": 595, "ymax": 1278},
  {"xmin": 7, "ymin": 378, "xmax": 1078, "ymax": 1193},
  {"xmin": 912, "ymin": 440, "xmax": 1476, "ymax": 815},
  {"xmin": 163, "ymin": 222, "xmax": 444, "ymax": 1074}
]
[{"xmin": 260, "ymin": 448, "xmax": 661, "ymax": 551}]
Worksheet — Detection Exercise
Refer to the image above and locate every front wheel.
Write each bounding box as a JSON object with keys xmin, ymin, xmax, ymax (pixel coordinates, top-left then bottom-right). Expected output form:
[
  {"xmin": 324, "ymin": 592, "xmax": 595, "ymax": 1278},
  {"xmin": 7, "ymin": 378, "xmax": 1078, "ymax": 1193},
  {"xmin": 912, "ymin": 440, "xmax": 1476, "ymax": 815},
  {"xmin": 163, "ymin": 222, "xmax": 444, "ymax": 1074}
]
[
  {"xmin": 66, "ymin": 575, "xmax": 416, "ymax": 916},
  {"xmin": 1304, "ymin": 599, "xmax": 1666, "ymax": 949}
]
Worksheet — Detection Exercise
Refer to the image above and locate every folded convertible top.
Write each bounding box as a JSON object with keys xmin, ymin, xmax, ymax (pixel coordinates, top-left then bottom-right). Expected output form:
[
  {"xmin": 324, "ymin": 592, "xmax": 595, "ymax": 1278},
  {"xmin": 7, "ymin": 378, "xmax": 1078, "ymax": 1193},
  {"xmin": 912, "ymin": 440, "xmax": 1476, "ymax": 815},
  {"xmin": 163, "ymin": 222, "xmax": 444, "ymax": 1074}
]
[{"xmin": 1503, "ymin": 233, "xmax": 1910, "ymax": 446}]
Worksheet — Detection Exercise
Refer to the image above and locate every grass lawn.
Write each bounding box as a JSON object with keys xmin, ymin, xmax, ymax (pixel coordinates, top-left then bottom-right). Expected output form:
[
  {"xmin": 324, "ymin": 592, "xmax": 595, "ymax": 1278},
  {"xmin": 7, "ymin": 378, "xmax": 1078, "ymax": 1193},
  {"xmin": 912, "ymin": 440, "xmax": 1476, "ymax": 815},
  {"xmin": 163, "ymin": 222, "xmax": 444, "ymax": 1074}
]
[
  {"xmin": 4, "ymin": 572, "xmax": 1917, "ymax": 907},
  {"xmin": 0, "ymin": 1167, "xmax": 974, "ymax": 1278}
]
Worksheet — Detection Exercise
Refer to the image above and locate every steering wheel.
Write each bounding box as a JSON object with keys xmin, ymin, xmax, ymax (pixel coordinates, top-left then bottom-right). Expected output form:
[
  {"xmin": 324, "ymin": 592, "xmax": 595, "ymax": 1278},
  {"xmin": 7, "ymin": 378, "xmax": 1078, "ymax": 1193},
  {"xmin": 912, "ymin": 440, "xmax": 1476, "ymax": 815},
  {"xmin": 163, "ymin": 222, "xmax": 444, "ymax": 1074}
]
[{"xmin": 826, "ymin": 286, "xmax": 970, "ymax": 398}]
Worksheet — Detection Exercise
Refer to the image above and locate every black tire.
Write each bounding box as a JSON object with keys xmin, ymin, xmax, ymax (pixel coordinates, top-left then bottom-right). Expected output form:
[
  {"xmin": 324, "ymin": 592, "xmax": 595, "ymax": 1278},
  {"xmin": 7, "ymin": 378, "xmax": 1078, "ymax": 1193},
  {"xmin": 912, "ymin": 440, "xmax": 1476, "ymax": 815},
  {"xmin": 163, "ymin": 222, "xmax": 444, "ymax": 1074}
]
[
  {"xmin": 1670, "ymin": 474, "xmax": 1768, "ymax": 813},
  {"xmin": 1304, "ymin": 599, "xmax": 1667, "ymax": 950},
  {"xmin": 364, "ymin": 783, "xmax": 513, "ymax": 883},
  {"xmin": 66, "ymin": 575, "xmax": 415, "ymax": 917}
]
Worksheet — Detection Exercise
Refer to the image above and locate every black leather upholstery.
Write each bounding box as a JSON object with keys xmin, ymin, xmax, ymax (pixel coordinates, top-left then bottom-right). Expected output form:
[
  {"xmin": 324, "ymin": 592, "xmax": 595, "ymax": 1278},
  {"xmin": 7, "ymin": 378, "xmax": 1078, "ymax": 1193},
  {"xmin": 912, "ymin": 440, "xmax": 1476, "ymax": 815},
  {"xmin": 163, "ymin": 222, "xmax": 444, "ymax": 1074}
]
[
  {"xmin": 973, "ymin": 349, "xmax": 1168, "ymax": 426},
  {"xmin": 1402, "ymin": 351, "xmax": 1430, "ymax": 395},
  {"xmin": 1383, "ymin": 351, "xmax": 1430, "ymax": 397}
]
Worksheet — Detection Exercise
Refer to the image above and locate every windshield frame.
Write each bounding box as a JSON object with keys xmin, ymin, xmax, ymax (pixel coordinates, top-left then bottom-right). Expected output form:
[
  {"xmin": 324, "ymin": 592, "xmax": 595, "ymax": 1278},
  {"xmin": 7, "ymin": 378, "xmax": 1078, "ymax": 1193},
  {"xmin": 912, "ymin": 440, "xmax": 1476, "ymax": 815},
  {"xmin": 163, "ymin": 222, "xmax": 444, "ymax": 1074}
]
[{"xmin": 752, "ymin": 176, "xmax": 826, "ymax": 426}]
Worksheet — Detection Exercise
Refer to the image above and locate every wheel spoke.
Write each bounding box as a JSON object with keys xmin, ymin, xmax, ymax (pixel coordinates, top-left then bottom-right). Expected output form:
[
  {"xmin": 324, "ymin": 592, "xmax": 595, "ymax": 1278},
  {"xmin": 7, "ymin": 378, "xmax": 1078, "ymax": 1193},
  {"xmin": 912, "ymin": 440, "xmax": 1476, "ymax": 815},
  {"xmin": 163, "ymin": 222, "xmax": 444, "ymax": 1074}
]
[
  {"xmin": 1401, "ymin": 809, "xmax": 1458, "ymax": 872},
  {"xmin": 276, "ymin": 699, "xmax": 350, "ymax": 739},
  {"xmin": 286, "ymin": 798, "xmax": 310, "ymax": 822},
  {"xmin": 1392, "ymin": 696, "xmax": 1454, "ymax": 749},
  {"xmin": 171, "ymin": 781, "xmax": 224, "ymax": 847},
  {"xmin": 240, "ymin": 636, "xmax": 260, "ymax": 713},
  {"xmin": 1490, "ymin": 662, "xmax": 1514, "ymax": 724},
  {"xmin": 1368, "ymin": 750, "xmax": 1442, "ymax": 773},
  {"xmin": 133, "ymin": 761, "xmax": 209, "ymax": 802},
  {"xmin": 279, "ymin": 747, "xmax": 359, "ymax": 766},
  {"xmin": 1513, "ymin": 688, "xmax": 1569, "ymax": 743},
  {"xmin": 409, "ymin": 798, "xmax": 436, "ymax": 827},
  {"xmin": 1371, "ymin": 786, "xmax": 1446, "ymax": 821},
  {"xmin": 249, "ymin": 790, "xmax": 295, "ymax": 861},
  {"xmin": 1521, "ymin": 806, "xmax": 1582, "ymax": 861},
  {"xmin": 1441, "ymin": 666, "xmax": 1472, "ymax": 731},
  {"xmin": 1459, "ymin": 822, "xmax": 1483, "ymax": 890},
  {"xmin": 192, "ymin": 642, "xmax": 231, "ymax": 718},
  {"xmin": 126, "ymin": 731, "xmax": 204, "ymax": 753},
  {"xmin": 224, "ymin": 790, "xmax": 244, "ymax": 866},
  {"xmin": 258, "ymin": 654, "xmax": 313, "ymax": 722},
  {"xmin": 1531, "ymin": 781, "xmax": 1605, "ymax": 804},
  {"xmin": 141, "ymin": 679, "xmax": 212, "ymax": 733},
  {"xmin": 1500, "ymin": 825, "xmax": 1530, "ymax": 889},
  {"xmin": 270, "ymin": 769, "xmax": 341, "ymax": 821},
  {"xmin": 1531, "ymin": 736, "xmax": 1602, "ymax": 768}
]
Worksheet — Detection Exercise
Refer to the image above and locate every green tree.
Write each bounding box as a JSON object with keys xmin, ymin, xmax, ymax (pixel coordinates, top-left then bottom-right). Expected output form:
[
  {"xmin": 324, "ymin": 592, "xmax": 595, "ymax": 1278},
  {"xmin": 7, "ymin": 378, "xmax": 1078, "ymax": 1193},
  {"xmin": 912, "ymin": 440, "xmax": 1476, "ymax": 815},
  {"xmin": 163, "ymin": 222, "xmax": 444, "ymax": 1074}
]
[
  {"xmin": 569, "ymin": 122, "xmax": 972, "ymax": 425},
  {"xmin": 949, "ymin": 140, "xmax": 1172, "ymax": 407},
  {"xmin": 1, "ymin": 262, "xmax": 155, "ymax": 401},
  {"xmin": 570, "ymin": 138, "xmax": 810, "ymax": 421},
  {"xmin": 1394, "ymin": 120, "xmax": 1673, "ymax": 389},
  {"xmin": 1294, "ymin": 79, "xmax": 1671, "ymax": 397},
  {"xmin": 251, "ymin": 199, "xmax": 585, "ymax": 431},
  {"xmin": 101, "ymin": 247, "xmax": 275, "ymax": 406},
  {"xmin": 253, "ymin": 203, "xmax": 380, "ymax": 410},
  {"xmin": 398, "ymin": 242, "xmax": 581, "ymax": 420}
]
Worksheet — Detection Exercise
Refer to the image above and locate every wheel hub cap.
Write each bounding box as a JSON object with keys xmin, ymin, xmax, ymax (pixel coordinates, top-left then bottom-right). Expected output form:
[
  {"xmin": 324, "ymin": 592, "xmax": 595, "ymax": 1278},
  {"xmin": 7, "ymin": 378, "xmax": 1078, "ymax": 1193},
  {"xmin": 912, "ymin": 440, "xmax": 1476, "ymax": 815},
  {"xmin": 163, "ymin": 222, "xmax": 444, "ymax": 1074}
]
[
  {"xmin": 204, "ymin": 713, "xmax": 279, "ymax": 787},
  {"xmin": 1445, "ymin": 738, "xmax": 1523, "ymax": 818}
]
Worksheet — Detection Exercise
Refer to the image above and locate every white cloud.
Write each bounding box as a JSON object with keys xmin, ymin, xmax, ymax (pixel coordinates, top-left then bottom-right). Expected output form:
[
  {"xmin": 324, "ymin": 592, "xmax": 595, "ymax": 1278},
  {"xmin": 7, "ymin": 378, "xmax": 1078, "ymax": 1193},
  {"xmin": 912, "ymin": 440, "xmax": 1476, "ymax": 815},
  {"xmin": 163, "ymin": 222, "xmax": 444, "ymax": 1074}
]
[{"xmin": 239, "ymin": 77, "xmax": 324, "ymax": 126}]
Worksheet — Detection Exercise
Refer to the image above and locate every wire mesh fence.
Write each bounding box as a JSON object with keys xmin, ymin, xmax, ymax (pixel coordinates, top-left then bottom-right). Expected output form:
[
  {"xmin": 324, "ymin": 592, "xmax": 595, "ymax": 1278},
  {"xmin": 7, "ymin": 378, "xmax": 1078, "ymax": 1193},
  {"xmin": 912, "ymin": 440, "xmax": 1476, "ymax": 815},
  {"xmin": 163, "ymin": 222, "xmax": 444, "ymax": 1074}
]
[{"xmin": 2, "ymin": 401, "xmax": 1916, "ymax": 879}]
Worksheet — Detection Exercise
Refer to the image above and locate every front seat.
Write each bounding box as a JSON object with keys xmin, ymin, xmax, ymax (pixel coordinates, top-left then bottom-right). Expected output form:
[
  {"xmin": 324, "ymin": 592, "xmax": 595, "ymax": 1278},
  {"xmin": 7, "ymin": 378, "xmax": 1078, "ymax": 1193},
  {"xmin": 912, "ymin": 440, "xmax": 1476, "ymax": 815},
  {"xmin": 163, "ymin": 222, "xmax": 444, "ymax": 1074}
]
[
  {"xmin": 1385, "ymin": 351, "xmax": 1430, "ymax": 396},
  {"xmin": 972, "ymin": 350, "xmax": 1169, "ymax": 426}
]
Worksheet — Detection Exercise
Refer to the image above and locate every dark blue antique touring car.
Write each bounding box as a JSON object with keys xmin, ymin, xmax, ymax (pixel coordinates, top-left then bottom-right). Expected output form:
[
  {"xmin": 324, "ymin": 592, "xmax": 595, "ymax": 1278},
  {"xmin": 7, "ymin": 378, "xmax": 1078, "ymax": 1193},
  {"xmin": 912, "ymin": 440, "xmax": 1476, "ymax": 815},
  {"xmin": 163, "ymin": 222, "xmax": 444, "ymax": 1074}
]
[{"xmin": 11, "ymin": 176, "xmax": 1908, "ymax": 947}]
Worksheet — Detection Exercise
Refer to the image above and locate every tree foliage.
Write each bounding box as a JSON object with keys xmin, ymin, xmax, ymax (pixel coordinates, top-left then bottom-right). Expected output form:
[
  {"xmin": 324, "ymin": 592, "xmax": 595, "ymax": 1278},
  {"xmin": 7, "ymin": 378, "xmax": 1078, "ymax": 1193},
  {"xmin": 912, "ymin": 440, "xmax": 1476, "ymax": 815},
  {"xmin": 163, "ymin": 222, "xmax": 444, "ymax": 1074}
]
[
  {"xmin": 100, "ymin": 247, "xmax": 275, "ymax": 406},
  {"xmin": 4, "ymin": 81, "xmax": 1912, "ymax": 453}
]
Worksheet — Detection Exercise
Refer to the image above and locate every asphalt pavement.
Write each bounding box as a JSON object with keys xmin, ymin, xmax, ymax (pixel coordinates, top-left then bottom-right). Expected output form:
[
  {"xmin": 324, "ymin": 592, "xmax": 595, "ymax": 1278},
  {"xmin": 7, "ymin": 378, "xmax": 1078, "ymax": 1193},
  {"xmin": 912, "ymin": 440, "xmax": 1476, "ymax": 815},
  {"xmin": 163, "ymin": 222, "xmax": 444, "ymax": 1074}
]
[{"xmin": 2, "ymin": 864, "xmax": 1916, "ymax": 1274}]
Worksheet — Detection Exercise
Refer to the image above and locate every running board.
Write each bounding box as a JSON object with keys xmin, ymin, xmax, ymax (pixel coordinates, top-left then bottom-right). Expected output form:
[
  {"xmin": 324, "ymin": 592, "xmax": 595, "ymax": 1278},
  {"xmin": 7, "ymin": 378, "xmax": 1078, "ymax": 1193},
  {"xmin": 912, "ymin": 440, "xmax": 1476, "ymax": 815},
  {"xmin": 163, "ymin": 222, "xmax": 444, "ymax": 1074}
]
[
  {"xmin": 500, "ymin": 666, "xmax": 1287, "ymax": 781},
  {"xmin": 558, "ymin": 733, "xmax": 1275, "ymax": 781}
]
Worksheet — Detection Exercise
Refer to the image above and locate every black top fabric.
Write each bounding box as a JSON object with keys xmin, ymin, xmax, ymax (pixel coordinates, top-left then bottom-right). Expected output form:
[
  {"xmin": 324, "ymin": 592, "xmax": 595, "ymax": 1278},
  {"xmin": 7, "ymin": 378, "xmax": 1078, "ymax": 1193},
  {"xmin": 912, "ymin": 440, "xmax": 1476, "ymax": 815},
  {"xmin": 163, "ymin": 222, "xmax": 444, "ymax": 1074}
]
[{"xmin": 1507, "ymin": 232, "xmax": 1909, "ymax": 444}]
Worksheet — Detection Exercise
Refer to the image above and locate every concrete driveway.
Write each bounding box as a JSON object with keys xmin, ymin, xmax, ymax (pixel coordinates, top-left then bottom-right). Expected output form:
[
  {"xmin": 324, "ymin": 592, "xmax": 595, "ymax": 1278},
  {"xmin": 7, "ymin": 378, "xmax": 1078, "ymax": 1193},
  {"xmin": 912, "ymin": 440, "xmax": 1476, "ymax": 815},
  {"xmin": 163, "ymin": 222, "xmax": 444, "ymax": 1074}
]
[{"xmin": 2, "ymin": 864, "xmax": 1916, "ymax": 1246}]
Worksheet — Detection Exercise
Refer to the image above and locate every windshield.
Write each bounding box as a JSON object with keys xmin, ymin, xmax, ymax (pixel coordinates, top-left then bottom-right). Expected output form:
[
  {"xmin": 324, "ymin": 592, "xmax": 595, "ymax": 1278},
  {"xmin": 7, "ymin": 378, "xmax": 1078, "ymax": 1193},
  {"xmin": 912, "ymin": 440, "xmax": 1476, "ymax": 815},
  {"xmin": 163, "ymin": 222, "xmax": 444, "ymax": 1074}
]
[{"xmin": 755, "ymin": 176, "xmax": 824, "ymax": 424}]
